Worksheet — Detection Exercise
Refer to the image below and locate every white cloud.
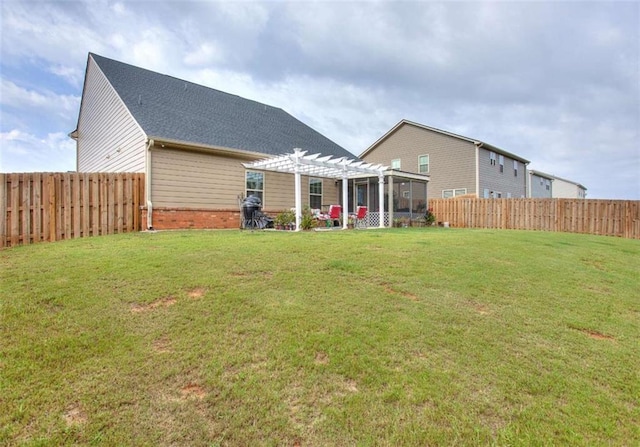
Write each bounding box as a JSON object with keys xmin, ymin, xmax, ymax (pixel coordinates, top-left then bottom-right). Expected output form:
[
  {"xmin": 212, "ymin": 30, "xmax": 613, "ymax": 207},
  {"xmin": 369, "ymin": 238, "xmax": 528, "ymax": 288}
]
[
  {"xmin": 0, "ymin": 79, "xmax": 80, "ymax": 126},
  {"xmin": 0, "ymin": 130, "xmax": 76, "ymax": 173},
  {"xmin": 183, "ymin": 43, "xmax": 224, "ymax": 67}
]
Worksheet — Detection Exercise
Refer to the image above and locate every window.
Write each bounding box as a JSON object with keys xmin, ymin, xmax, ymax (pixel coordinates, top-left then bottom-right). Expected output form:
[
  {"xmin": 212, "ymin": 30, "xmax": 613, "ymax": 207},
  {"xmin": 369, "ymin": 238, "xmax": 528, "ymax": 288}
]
[
  {"xmin": 442, "ymin": 188, "xmax": 467, "ymax": 198},
  {"xmin": 418, "ymin": 155, "xmax": 429, "ymax": 173},
  {"xmin": 499, "ymin": 155, "xmax": 504, "ymax": 173},
  {"xmin": 483, "ymin": 188, "xmax": 490, "ymax": 198},
  {"xmin": 391, "ymin": 159, "xmax": 401, "ymax": 170},
  {"xmin": 246, "ymin": 171, "xmax": 264, "ymax": 202},
  {"xmin": 489, "ymin": 151, "xmax": 496, "ymax": 165},
  {"xmin": 513, "ymin": 160, "xmax": 518, "ymax": 177},
  {"xmin": 545, "ymin": 179, "xmax": 551, "ymax": 191},
  {"xmin": 309, "ymin": 178, "xmax": 322, "ymax": 209},
  {"xmin": 496, "ymin": 191, "xmax": 503, "ymax": 198},
  {"xmin": 507, "ymin": 192, "xmax": 512, "ymax": 198}
]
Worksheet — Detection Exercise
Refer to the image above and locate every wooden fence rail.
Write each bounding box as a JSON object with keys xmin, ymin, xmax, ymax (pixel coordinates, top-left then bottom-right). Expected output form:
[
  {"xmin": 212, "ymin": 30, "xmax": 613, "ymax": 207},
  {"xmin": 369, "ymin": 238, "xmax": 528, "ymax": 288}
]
[
  {"xmin": 429, "ymin": 198, "xmax": 640, "ymax": 239},
  {"xmin": 1, "ymin": 172, "xmax": 145, "ymax": 248}
]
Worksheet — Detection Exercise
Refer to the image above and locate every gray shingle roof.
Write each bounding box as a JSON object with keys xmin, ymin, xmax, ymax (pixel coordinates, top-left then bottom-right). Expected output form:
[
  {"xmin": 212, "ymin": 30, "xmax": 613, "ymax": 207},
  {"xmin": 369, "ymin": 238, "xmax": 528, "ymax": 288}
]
[{"xmin": 90, "ymin": 53, "xmax": 355, "ymax": 159}]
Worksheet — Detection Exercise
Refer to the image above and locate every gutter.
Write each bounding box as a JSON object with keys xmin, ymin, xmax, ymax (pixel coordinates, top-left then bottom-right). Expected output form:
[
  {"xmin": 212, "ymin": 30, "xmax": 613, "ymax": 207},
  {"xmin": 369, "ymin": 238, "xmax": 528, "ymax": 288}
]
[{"xmin": 146, "ymin": 139, "xmax": 154, "ymax": 230}]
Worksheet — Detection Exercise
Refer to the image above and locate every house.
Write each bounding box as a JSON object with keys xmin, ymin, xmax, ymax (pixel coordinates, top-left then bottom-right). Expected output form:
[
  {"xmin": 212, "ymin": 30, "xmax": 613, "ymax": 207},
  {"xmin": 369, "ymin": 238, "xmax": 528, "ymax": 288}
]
[
  {"xmin": 551, "ymin": 175, "xmax": 586, "ymax": 199},
  {"xmin": 360, "ymin": 120, "xmax": 530, "ymax": 200},
  {"xmin": 527, "ymin": 170, "xmax": 554, "ymax": 198},
  {"xmin": 70, "ymin": 53, "xmax": 362, "ymax": 229},
  {"xmin": 527, "ymin": 170, "xmax": 586, "ymax": 199}
]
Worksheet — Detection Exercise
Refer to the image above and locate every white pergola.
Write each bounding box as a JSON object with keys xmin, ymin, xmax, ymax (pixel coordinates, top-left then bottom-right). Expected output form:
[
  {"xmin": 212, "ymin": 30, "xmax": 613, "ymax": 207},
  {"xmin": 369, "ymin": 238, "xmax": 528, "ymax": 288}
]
[{"xmin": 243, "ymin": 148, "xmax": 388, "ymax": 231}]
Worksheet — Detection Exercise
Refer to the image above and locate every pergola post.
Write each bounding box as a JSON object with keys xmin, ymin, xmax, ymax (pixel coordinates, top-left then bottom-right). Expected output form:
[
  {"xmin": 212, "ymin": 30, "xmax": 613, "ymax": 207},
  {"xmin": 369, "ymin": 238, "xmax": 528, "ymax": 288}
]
[
  {"xmin": 378, "ymin": 174, "xmax": 385, "ymax": 228},
  {"xmin": 294, "ymin": 149, "xmax": 302, "ymax": 231},
  {"xmin": 341, "ymin": 171, "xmax": 349, "ymax": 229},
  {"xmin": 388, "ymin": 174, "xmax": 394, "ymax": 226}
]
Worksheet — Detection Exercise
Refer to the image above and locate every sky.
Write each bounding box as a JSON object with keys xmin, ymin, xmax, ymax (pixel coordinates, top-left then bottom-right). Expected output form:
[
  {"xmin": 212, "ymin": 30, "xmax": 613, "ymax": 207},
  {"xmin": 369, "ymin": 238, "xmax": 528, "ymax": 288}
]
[{"xmin": 1, "ymin": 0, "xmax": 639, "ymax": 199}]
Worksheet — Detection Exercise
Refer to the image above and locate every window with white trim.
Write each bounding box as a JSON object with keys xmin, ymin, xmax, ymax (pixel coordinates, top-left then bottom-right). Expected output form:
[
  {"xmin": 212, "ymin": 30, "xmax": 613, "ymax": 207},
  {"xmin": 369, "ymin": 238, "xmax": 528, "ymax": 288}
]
[
  {"xmin": 499, "ymin": 155, "xmax": 504, "ymax": 173},
  {"xmin": 489, "ymin": 151, "xmax": 496, "ymax": 165},
  {"xmin": 391, "ymin": 159, "xmax": 401, "ymax": 170},
  {"xmin": 483, "ymin": 188, "xmax": 490, "ymax": 198},
  {"xmin": 513, "ymin": 160, "xmax": 518, "ymax": 177},
  {"xmin": 309, "ymin": 178, "xmax": 322, "ymax": 209},
  {"xmin": 418, "ymin": 155, "xmax": 429, "ymax": 173},
  {"xmin": 246, "ymin": 171, "xmax": 264, "ymax": 202},
  {"xmin": 442, "ymin": 188, "xmax": 467, "ymax": 198}
]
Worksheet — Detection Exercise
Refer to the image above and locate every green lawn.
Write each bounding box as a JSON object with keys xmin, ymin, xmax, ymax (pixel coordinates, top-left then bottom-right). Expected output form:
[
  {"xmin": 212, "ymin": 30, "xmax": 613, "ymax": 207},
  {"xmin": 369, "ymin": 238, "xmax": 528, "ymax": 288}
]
[{"xmin": 1, "ymin": 228, "xmax": 638, "ymax": 446}]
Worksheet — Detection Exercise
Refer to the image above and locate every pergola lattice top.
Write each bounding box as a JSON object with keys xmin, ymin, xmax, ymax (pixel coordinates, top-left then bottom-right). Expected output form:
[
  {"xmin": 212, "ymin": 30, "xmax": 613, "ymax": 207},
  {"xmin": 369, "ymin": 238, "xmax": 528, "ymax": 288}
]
[{"xmin": 243, "ymin": 148, "xmax": 388, "ymax": 178}]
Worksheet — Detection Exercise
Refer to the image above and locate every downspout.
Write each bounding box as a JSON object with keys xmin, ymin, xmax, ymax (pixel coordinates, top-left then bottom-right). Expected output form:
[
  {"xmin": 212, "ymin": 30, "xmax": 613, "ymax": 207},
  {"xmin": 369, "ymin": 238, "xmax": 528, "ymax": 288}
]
[{"xmin": 146, "ymin": 139, "xmax": 154, "ymax": 230}]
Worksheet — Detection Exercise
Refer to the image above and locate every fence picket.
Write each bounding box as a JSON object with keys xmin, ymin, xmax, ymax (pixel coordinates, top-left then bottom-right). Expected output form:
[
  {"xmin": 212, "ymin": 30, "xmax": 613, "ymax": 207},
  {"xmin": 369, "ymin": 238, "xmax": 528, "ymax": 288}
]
[
  {"xmin": 2, "ymin": 172, "xmax": 145, "ymax": 248},
  {"xmin": 430, "ymin": 198, "xmax": 639, "ymax": 239}
]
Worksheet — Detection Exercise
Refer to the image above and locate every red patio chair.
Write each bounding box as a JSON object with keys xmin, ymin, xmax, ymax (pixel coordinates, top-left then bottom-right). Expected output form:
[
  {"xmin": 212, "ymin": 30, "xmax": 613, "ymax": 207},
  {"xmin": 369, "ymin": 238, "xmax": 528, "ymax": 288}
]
[
  {"xmin": 328, "ymin": 205, "xmax": 342, "ymax": 227},
  {"xmin": 354, "ymin": 206, "xmax": 367, "ymax": 228}
]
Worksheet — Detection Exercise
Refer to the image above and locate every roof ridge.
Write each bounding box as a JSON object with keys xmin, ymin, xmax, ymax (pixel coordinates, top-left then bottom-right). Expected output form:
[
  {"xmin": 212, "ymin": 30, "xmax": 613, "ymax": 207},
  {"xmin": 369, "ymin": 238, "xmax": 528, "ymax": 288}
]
[{"xmin": 89, "ymin": 52, "xmax": 284, "ymax": 113}]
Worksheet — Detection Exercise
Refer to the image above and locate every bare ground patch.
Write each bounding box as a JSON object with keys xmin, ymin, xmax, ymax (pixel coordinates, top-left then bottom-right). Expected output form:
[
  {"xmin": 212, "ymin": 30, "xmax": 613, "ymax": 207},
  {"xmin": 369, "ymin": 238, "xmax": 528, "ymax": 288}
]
[
  {"xmin": 187, "ymin": 287, "xmax": 206, "ymax": 299},
  {"xmin": 62, "ymin": 405, "xmax": 87, "ymax": 427},
  {"xmin": 152, "ymin": 337, "xmax": 173, "ymax": 353},
  {"xmin": 581, "ymin": 329, "xmax": 615, "ymax": 340},
  {"xmin": 381, "ymin": 282, "xmax": 419, "ymax": 301},
  {"xmin": 130, "ymin": 296, "xmax": 177, "ymax": 313},
  {"xmin": 180, "ymin": 383, "xmax": 207, "ymax": 400},
  {"xmin": 314, "ymin": 351, "xmax": 329, "ymax": 365}
]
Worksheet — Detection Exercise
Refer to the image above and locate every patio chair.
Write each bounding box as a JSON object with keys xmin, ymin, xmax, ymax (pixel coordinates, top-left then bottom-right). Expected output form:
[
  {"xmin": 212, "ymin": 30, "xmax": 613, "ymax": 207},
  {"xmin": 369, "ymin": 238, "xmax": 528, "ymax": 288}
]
[
  {"xmin": 328, "ymin": 205, "xmax": 342, "ymax": 227},
  {"xmin": 354, "ymin": 206, "xmax": 368, "ymax": 228}
]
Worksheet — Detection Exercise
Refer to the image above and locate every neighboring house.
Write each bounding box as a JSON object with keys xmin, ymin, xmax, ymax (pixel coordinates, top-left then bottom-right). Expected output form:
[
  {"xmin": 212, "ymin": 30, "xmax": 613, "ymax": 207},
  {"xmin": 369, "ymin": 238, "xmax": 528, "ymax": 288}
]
[
  {"xmin": 528, "ymin": 170, "xmax": 554, "ymax": 198},
  {"xmin": 360, "ymin": 120, "xmax": 530, "ymax": 200},
  {"xmin": 70, "ymin": 53, "xmax": 360, "ymax": 229},
  {"xmin": 527, "ymin": 170, "xmax": 587, "ymax": 198},
  {"xmin": 553, "ymin": 176, "xmax": 587, "ymax": 199}
]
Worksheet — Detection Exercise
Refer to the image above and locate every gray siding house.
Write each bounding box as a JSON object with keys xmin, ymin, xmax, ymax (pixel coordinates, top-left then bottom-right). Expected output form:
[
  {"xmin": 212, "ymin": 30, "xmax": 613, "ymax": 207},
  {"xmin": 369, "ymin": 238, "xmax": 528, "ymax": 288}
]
[
  {"xmin": 71, "ymin": 53, "xmax": 359, "ymax": 229},
  {"xmin": 527, "ymin": 170, "xmax": 554, "ymax": 198},
  {"xmin": 360, "ymin": 120, "xmax": 530, "ymax": 200}
]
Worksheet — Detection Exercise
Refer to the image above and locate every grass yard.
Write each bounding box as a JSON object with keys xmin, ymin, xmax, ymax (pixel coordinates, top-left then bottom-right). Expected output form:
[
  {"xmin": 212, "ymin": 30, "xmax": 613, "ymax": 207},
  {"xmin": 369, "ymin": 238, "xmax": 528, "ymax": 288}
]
[{"xmin": 1, "ymin": 228, "xmax": 639, "ymax": 446}]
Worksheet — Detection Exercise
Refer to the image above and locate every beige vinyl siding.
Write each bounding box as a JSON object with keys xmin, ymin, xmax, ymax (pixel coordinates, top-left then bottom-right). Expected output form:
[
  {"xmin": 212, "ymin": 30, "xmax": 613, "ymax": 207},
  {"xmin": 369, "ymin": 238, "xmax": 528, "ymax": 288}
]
[
  {"xmin": 76, "ymin": 56, "xmax": 146, "ymax": 172},
  {"xmin": 152, "ymin": 148, "xmax": 340, "ymax": 210},
  {"xmin": 152, "ymin": 148, "xmax": 245, "ymax": 208},
  {"xmin": 261, "ymin": 173, "xmax": 339, "ymax": 212},
  {"xmin": 552, "ymin": 178, "xmax": 585, "ymax": 198},
  {"xmin": 362, "ymin": 123, "xmax": 475, "ymax": 199}
]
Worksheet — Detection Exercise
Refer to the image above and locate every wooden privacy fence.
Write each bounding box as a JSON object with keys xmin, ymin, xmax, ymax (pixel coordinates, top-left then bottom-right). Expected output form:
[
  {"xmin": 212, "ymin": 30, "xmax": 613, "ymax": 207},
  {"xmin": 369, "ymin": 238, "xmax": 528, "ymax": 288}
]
[
  {"xmin": 1, "ymin": 172, "xmax": 145, "ymax": 248},
  {"xmin": 429, "ymin": 198, "xmax": 640, "ymax": 239}
]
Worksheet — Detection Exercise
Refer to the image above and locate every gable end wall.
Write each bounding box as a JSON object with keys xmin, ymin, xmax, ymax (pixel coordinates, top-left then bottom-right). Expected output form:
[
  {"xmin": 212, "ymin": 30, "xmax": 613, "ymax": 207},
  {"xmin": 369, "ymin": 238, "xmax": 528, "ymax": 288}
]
[
  {"xmin": 361, "ymin": 124, "xmax": 476, "ymax": 199},
  {"xmin": 76, "ymin": 56, "xmax": 146, "ymax": 172}
]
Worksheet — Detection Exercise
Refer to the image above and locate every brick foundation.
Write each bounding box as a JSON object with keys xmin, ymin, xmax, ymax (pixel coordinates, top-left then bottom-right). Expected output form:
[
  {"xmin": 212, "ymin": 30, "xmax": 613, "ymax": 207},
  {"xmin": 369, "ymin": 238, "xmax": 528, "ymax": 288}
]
[{"xmin": 141, "ymin": 207, "xmax": 242, "ymax": 230}]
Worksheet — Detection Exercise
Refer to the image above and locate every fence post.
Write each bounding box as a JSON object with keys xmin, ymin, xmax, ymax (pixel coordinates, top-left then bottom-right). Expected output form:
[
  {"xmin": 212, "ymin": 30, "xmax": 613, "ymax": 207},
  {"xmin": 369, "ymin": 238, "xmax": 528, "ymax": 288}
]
[{"xmin": 0, "ymin": 174, "xmax": 6, "ymax": 248}]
